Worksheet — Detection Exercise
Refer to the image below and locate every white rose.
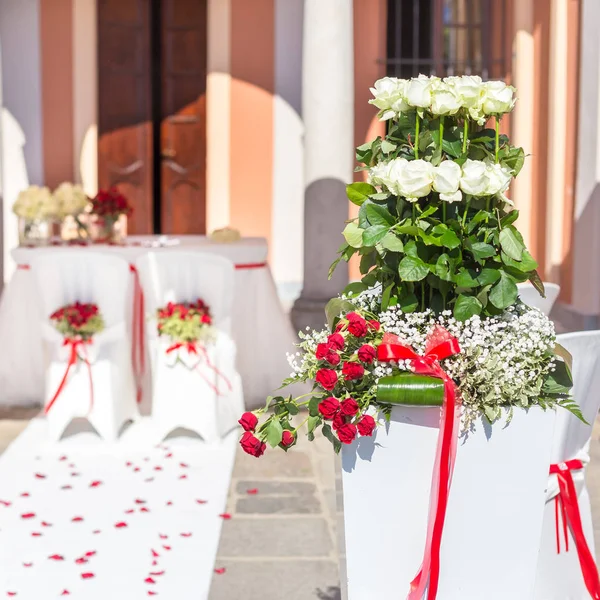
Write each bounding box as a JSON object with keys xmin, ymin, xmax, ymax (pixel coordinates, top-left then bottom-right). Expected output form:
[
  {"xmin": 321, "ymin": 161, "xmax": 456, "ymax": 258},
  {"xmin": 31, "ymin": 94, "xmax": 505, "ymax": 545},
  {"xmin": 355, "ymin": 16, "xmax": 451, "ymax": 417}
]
[
  {"xmin": 397, "ymin": 159, "xmax": 434, "ymax": 200},
  {"xmin": 369, "ymin": 77, "xmax": 409, "ymax": 120},
  {"xmin": 381, "ymin": 158, "xmax": 408, "ymax": 195},
  {"xmin": 460, "ymin": 159, "xmax": 488, "ymax": 196},
  {"xmin": 431, "ymin": 82, "xmax": 462, "ymax": 116},
  {"xmin": 433, "ymin": 160, "xmax": 462, "ymax": 203},
  {"xmin": 405, "ymin": 75, "xmax": 437, "ymax": 109},
  {"xmin": 13, "ymin": 185, "xmax": 57, "ymax": 220},
  {"xmin": 482, "ymin": 81, "xmax": 516, "ymax": 115},
  {"xmin": 445, "ymin": 75, "xmax": 483, "ymax": 109},
  {"xmin": 484, "ymin": 160, "xmax": 513, "ymax": 195},
  {"xmin": 368, "ymin": 161, "xmax": 389, "ymax": 187},
  {"xmin": 54, "ymin": 182, "xmax": 88, "ymax": 217}
]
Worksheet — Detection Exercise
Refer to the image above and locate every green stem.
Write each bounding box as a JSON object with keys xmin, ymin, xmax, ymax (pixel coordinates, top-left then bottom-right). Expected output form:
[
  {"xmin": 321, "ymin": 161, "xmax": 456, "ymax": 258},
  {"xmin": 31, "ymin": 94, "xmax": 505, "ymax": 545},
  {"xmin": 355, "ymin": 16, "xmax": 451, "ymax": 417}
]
[
  {"xmin": 293, "ymin": 416, "xmax": 310, "ymax": 433},
  {"xmin": 412, "ymin": 203, "xmax": 417, "ymax": 224},
  {"xmin": 442, "ymin": 203, "xmax": 447, "ymax": 223},
  {"xmin": 439, "ymin": 116, "xmax": 444, "ymax": 153},
  {"xmin": 495, "ymin": 117, "xmax": 500, "ymax": 163},
  {"xmin": 485, "ymin": 197, "xmax": 491, "ymax": 224},
  {"xmin": 462, "ymin": 119, "xmax": 469, "ymax": 154},
  {"xmin": 414, "ymin": 113, "xmax": 420, "ymax": 159},
  {"xmin": 421, "ymin": 283, "xmax": 425, "ymax": 312},
  {"xmin": 462, "ymin": 196, "xmax": 471, "ymax": 228}
]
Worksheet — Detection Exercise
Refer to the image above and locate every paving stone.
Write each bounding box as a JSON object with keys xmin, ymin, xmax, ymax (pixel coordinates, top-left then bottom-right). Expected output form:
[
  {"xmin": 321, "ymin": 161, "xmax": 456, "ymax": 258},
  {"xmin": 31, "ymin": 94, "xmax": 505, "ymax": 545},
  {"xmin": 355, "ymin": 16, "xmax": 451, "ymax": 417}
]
[
  {"xmin": 217, "ymin": 517, "xmax": 333, "ymax": 557},
  {"xmin": 233, "ymin": 447, "xmax": 313, "ymax": 479},
  {"xmin": 237, "ymin": 494, "xmax": 321, "ymax": 514},
  {"xmin": 235, "ymin": 480, "xmax": 316, "ymax": 495},
  {"xmin": 209, "ymin": 560, "xmax": 340, "ymax": 600}
]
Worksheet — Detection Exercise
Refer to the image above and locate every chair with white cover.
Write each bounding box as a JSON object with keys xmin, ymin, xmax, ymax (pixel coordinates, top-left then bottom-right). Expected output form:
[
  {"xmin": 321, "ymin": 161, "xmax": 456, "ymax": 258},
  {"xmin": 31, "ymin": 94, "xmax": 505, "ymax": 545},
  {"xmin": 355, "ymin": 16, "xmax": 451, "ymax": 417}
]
[
  {"xmin": 517, "ymin": 282, "xmax": 560, "ymax": 316},
  {"xmin": 534, "ymin": 330, "xmax": 600, "ymax": 599},
  {"xmin": 135, "ymin": 251, "xmax": 244, "ymax": 442},
  {"xmin": 30, "ymin": 251, "xmax": 138, "ymax": 441}
]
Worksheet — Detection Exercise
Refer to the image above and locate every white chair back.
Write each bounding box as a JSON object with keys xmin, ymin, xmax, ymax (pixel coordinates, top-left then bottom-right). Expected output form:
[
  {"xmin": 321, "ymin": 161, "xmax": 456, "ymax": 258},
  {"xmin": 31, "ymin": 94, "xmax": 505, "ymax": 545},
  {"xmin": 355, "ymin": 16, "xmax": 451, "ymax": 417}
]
[
  {"xmin": 517, "ymin": 282, "xmax": 560, "ymax": 316},
  {"xmin": 550, "ymin": 330, "xmax": 600, "ymax": 464},
  {"xmin": 135, "ymin": 251, "xmax": 235, "ymax": 332},
  {"xmin": 29, "ymin": 251, "xmax": 131, "ymax": 328}
]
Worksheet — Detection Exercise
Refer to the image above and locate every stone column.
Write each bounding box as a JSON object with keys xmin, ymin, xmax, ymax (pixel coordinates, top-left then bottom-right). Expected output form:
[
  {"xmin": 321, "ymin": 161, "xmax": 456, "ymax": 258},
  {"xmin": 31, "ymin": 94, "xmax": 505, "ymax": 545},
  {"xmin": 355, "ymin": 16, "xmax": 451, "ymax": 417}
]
[{"xmin": 291, "ymin": 0, "xmax": 354, "ymax": 332}]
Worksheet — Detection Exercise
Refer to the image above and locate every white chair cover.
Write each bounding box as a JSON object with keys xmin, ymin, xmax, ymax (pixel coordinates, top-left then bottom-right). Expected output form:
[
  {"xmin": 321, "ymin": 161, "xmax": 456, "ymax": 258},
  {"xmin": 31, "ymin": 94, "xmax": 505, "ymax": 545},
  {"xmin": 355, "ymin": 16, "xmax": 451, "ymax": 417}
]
[
  {"xmin": 30, "ymin": 251, "xmax": 138, "ymax": 441},
  {"xmin": 534, "ymin": 330, "xmax": 600, "ymax": 599},
  {"xmin": 517, "ymin": 282, "xmax": 560, "ymax": 315},
  {"xmin": 135, "ymin": 251, "xmax": 244, "ymax": 442}
]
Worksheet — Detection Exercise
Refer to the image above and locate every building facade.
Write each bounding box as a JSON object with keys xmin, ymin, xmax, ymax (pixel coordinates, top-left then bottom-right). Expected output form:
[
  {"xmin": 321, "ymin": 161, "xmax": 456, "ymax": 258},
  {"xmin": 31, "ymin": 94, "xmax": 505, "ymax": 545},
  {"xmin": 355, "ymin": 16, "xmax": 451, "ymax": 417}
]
[{"xmin": 0, "ymin": 0, "xmax": 598, "ymax": 325}]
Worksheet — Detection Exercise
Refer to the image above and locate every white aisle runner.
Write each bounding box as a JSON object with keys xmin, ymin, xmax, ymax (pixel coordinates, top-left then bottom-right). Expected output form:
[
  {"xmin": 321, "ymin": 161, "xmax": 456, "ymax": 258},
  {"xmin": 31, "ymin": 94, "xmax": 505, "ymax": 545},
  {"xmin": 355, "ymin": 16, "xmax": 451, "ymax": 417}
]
[{"xmin": 0, "ymin": 419, "xmax": 237, "ymax": 599}]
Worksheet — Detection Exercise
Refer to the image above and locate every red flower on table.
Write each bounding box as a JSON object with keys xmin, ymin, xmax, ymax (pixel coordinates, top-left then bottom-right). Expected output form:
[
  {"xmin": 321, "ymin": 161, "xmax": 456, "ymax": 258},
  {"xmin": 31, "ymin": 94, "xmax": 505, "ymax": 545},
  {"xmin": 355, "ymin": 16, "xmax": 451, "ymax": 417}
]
[
  {"xmin": 316, "ymin": 369, "xmax": 338, "ymax": 391},
  {"xmin": 342, "ymin": 362, "xmax": 364, "ymax": 381},
  {"xmin": 357, "ymin": 415, "xmax": 377, "ymax": 437},
  {"xmin": 240, "ymin": 432, "xmax": 266, "ymax": 458},
  {"xmin": 332, "ymin": 412, "xmax": 346, "ymax": 432}
]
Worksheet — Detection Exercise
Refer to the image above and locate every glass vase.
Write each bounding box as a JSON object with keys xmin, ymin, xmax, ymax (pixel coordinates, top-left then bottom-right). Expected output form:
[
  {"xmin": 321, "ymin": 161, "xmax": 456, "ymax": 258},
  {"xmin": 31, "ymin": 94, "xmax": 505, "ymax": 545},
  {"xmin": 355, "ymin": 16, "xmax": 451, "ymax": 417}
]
[
  {"xmin": 18, "ymin": 218, "xmax": 52, "ymax": 246},
  {"xmin": 89, "ymin": 215, "xmax": 126, "ymax": 244}
]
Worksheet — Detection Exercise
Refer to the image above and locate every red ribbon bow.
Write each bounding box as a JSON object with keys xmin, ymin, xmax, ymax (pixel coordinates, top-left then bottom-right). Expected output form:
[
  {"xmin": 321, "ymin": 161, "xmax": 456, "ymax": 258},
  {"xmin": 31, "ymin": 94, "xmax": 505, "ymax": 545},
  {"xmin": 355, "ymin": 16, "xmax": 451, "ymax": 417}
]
[
  {"xmin": 129, "ymin": 264, "xmax": 146, "ymax": 403},
  {"xmin": 166, "ymin": 342, "xmax": 233, "ymax": 397},
  {"xmin": 549, "ymin": 460, "xmax": 600, "ymax": 599},
  {"xmin": 45, "ymin": 338, "xmax": 94, "ymax": 415},
  {"xmin": 377, "ymin": 326, "xmax": 461, "ymax": 600}
]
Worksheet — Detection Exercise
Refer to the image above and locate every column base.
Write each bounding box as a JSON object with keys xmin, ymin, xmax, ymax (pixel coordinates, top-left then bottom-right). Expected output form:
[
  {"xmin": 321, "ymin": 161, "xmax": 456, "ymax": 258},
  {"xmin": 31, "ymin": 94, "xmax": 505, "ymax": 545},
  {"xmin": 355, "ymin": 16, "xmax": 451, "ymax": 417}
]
[{"xmin": 290, "ymin": 295, "xmax": 333, "ymax": 333}]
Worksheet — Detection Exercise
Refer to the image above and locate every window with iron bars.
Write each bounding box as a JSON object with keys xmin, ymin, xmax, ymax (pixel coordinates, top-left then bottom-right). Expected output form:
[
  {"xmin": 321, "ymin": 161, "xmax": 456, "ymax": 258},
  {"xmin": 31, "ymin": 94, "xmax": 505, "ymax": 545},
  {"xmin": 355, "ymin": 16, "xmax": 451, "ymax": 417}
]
[{"xmin": 385, "ymin": 0, "xmax": 510, "ymax": 80}]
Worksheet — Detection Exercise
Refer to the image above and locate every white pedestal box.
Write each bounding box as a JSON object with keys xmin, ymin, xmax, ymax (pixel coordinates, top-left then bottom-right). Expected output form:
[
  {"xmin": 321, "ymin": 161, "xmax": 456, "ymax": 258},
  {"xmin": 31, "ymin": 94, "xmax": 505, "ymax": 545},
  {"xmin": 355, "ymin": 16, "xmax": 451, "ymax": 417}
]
[{"xmin": 340, "ymin": 405, "xmax": 556, "ymax": 600}]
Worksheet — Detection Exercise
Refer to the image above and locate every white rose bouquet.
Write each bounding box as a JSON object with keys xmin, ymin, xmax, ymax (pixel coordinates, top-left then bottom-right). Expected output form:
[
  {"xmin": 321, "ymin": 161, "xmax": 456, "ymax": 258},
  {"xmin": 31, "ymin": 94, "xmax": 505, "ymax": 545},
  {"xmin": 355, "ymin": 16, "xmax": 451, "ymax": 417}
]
[
  {"xmin": 12, "ymin": 185, "xmax": 60, "ymax": 221},
  {"xmin": 53, "ymin": 182, "xmax": 89, "ymax": 218}
]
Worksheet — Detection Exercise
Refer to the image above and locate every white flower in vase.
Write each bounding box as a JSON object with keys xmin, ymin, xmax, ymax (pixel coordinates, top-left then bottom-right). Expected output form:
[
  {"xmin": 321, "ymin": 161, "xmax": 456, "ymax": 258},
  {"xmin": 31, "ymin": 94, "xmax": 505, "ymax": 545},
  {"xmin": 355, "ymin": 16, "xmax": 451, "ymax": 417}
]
[
  {"xmin": 369, "ymin": 77, "xmax": 409, "ymax": 120},
  {"xmin": 431, "ymin": 82, "xmax": 462, "ymax": 116},
  {"xmin": 397, "ymin": 159, "xmax": 434, "ymax": 201},
  {"xmin": 433, "ymin": 161, "xmax": 463, "ymax": 202},
  {"xmin": 484, "ymin": 160, "xmax": 513, "ymax": 195},
  {"xmin": 12, "ymin": 185, "xmax": 58, "ymax": 221},
  {"xmin": 405, "ymin": 74, "xmax": 439, "ymax": 109},
  {"xmin": 482, "ymin": 80, "xmax": 516, "ymax": 116},
  {"xmin": 53, "ymin": 182, "xmax": 89, "ymax": 218},
  {"xmin": 460, "ymin": 159, "xmax": 489, "ymax": 196}
]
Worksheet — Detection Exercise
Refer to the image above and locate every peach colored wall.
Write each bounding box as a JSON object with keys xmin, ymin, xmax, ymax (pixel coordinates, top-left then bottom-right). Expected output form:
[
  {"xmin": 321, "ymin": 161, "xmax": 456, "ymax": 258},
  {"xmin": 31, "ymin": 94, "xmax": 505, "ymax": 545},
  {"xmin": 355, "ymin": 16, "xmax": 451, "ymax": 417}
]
[
  {"xmin": 40, "ymin": 0, "xmax": 74, "ymax": 188},
  {"xmin": 350, "ymin": 0, "xmax": 387, "ymax": 281},
  {"xmin": 229, "ymin": 0, "xmax": 274, "ymax": 243}
]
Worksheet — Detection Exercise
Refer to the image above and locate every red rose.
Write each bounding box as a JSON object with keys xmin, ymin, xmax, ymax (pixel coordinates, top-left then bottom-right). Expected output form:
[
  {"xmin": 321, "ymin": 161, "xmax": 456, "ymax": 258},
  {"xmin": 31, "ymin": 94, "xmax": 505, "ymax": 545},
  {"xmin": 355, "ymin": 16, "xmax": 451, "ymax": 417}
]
[
  {"xmin": 340, "ymin": 398, "xmax": 359, "ymax": 417},
  {"xmin": 315, "ymin": 343, "xmax": 331, "ymax": 360},
  {"xmin": 238, "ymin": 412, "xmax": 258, "ymax": 432},
  {"xmin": 280, "ymin": 430, "xmax": 295, "ymax": 448},
  {"xmin": 318, "ymin": 397, "xmax": 340, "ymax": 419},
  {"xmin": 327, "ymin": 333, "xmax": 345, "ymax": 351},
  {"xmin": 337, "ymin": 423, "xmax": 358, "ymax": 445},
  {"xmin": 240, "ymin": 432, "xmax": 266, "ymax": 458},
  {"xmin": 357, "ymin": 415, "xmax": 377, "ymax": 437},
  {"xmin": 332, "ymin": 412, "xmax": 346, "ymax": 431},
  {"xmin": 325, "ymin": 350, "xmax": 340, "ymax": 366},
  {"xmin": 316, "ymin": 369, "xmax": 338, "ymax": 391},
  {"xmin": 368, "ymin": 320, "xmax": 381, "ymax": 331},
  {"xmin": 357, "ymin": 344, "xmax": 376, "ymax": 364},
  {"xmin": 342, "ymin": 362, "xmax": 365, "ymax": 381},
  {"xmin": 347, "ymin": 313, "xmax": 368, "ymax": 337}
]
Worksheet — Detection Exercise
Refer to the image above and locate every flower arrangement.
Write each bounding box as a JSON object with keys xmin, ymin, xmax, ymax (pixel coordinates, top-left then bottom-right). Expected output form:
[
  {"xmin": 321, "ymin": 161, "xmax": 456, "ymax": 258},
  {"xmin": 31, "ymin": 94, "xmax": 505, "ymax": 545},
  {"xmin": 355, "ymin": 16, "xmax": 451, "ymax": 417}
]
[
  {"xmin": 156, "ymin": 299, "xmax": 215, "ymax": 346},
  {"xmin": 90, "ymin": 187, "xmax": 132, "ymax": 219},
  {"xmin": 50, "ymin": 302, "xmax": 104, "ymax": 341},
  {"xmin": 12, "ymin": 185, "xmax": 60, "ymax": 221},
  {"xmin": 238, "ymin": 75, "xmax": 575, "ymax": 458},
  {"xmin": 53, "ymin": 182, "xmax": 89, "ymax": 218}
]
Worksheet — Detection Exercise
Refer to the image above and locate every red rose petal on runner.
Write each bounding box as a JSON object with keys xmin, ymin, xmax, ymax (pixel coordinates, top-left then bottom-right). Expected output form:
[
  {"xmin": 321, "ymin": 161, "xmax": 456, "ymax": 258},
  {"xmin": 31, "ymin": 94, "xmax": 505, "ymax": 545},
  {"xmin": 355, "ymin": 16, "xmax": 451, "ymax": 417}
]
[
  {"xmin": 68, "ymin": 464, "xmax": 75, "ymax": 468},
  {"xmin": 152, "ymin": 560, "xmax": 158, "ymax": 567},
  {"xmin": 59, "ymin": 456, "xmax": 67, "ymax": 461},
  {"xmin": 0, "ymin": 500, "xmax": 11, "ymax": 506},
  {"xmin": 34, "ymin": 474, "xmax": 46, "ymax": 479},
  {"xmin": 21, "ymin": 513, "xmax": 35, "ymax": 519},
  {"xmin": 60, "ymin": 591, "xmax": 70, "ymax": 596},
  {"xmin": 31, "ymin": 532, "xmax": 42, "ymax": 537},
  {"xmin": 7, "ymin": 592, "xmax": 17, "ymax": 596},
  {"xmin": 22, "ymin": 563, "xmax": 32, "ymax": 568},
  {"xmin": 214, "ymin": 568, "xmax": 226, "ymax": 574},
  {"xmin": 143, "ymin": 457, "xmax": 149, "ymax": 462},
  {"xmin": 81, "ymin": 573, "xmax": 94, "ymax": 580},
  {"xmin": 219, "ymin": 513, "xmax": 232, "ymax": 520},
  {"xmin": 61, "ymin": 485, "xmax": 72, "ymax": 490},
  {"xmin": 165, "ymin": 453, "xmax": 173, "ymax": 458},
  {"xmin": 75, "ymin": 558, "xmax": 88, "ymax": 565},
  {"xmin": 179, "ymin": 462, "xmax": 189, "ymax": 468},
  {"xmin": 89, "ymin": 481, "xmax": 102, "ymax": 488},
  {"xmin": 246, "ymin": 489, "xmax": 259, "ymax": 495},
  {"xmin": 180, "ymin": 532, "xmax": 192, "ymax": 537},
  {"xmin": 179, "ymin": 474, "xmax": 187, "ymax": 480},
  {"xmin": 20, "ymin": 493, "xmax": 30, "ymax": 497},
  {"xmin": 49, "ymin": 554, "xmax": 64, "ymax": 561},
  {"xmin": 140, "ymin": 507, "xmax": 150, "ymax": 513},
  {"xmin": 85, "ymin": 551, "xmax": 96, "ymax": 557},
  {"xmin": 125, "ymin": 509, "xmax": 134, "ymax": 514},
  {"xmin": 134, "ymin": 467, "xmax": 141, "ymax": 473},
  {"xmin": 71, "ymin": 516, "xmax": 84, "ymax": 522},
  {"xmin": 150, "ymin": 571, "xmax": 165, "ymax": 577},
  {"xmin": 154, "ymin": 466, "xmax": 163, "ymax": 471},
  {"xmin": 151, "ymin": 549, "xmax": 160, "ymax": 558},
  {"xmin": 41, "ymin": 521, "xmax": 52, "ymax": 527},
  {"xmin": 145, "ymin": 578, "xmax": 156, "ymax": 584},
  {"xmin": 159, "ymin": 534, "xmax": 168, "ymax": 539},
  {"xmin": 162, "ymin": 545, "xmax": 171, "ymax": 551},
  {"xmin": 125, "ymin": 461, "xmax": 132, "ymax": 467},
  {"xmin": 93, "ymin": 530, "xmax": 101, "ymax": 534},
  {"xmin": 115, "ymin": 522, "xmax": 127, "ymax": 528},
  {"xmin": 166, "ymin": 501, "xmax": 173, "ymax": 506},
  {"xmin": 135, "ymin": 499, "xmax": 146, "ymax": 504},
  {"xmin": 147, "ymin": 592, "xmax": 158, "ymax": 597}
]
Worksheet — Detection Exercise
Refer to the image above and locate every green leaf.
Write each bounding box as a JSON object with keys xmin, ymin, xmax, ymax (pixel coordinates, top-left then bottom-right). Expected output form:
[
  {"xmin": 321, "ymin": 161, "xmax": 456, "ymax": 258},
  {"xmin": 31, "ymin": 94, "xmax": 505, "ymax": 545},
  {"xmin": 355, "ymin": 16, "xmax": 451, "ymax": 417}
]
[
  {"xmin": 469, "ymin": 242, "xmax": 496, "ymax": 262},
  {"xmin": 381, "ymin": 139, "xmax": 397, "ymax": 154},
  {"xmin": 366, "ymin": 203, "xmax": 395, "ymax": 226},
  {"xmin": 342, "ymin": 222, "xmax": 364, "ymax": 248},
  {"xmin": 398, "ymin": 256, "xmax": 429, "ymax": 282},
  {"xmin": 499, "ymin": 227, "xmax": 524, "ymax": 261},
  {"xmin": 554, "ymin": 343, "xmax": 573, "ymax": 372},
  {"xmin": 307, "ymin": 415, "xmax": 321, "ymax": 434},
  {"xmin": 342, "ymin": 282, "xmax": 368, "ymax": 298},
  {"xmin": 477, "ymin": 268, "xmax": 501, "ymax": 286},
  {"xmin": 454, "ymin": 295, "xmax": 483, "ymax": 321},
  {"xmin": 529, "ymin": 270, "xmax": 546, "ymax": 297},
  {"xmin": 363, "ymin": 224, "xmax": 389, "ymax": 246},
  {"xmin": 266, "ymin": 419, "xmax": 283, "ymax": 448},
  {"xmin": 489, "ymin": 271, "xmax": 518, "ymax": 309},
  {"xmin": 381, "ymin": 232, "xmax": 404, "ymax": 252},
  {"xmin": 503, "ymin": 146, "xmax": 525, "ymax": 176},
  {"xmin": 435, "ymin": 254, "xmax": 453, "ymax": 282},
  {"xmin": 439, "ymin": 229, "xmax": 461, "ymax": 250},
  {"xmin": 399, "ymin": 292, "xmax": 419, "ymax": 312},
  {"xmin": 346, "ymin": 182, "xmax": 376, "ymax": 206},
  {"xmin": 500, "ymin": 210, "xmax": 519, "ymax": 227},
  {"xmin": 381, "ymin": 282, "xmax": 394, "ymax": 311},
  {"xmin": 502, "ymin": 249, "xmax": 538, "ymax": 272},
  {"xmin": 324, "ymin": 298, "xmax": 356, "ymax": 329},
  {"xmin": 308, "ymin": 396, "xmax": 320, "ymax": 417},
  {"xmin": 558, "ymin": 399, "xmax": 588, "ymax": 425},
  {"xmin": 455, "ymin": 268, "xmax": 479, "ymax": 288},
  {"xmin": 322, "ymin": 424, "xmax": 342, "ymax": 453},
  {"xmin": 377, "ymin": 373, "xmax": 445, "ymax": 406},
  {"xmin": 395, "ymin": 224, "xmax": 420, "ymax": 236},
  {"xmin": 286, "ymin": 402, "xmax": 299, "ymax": 416}
]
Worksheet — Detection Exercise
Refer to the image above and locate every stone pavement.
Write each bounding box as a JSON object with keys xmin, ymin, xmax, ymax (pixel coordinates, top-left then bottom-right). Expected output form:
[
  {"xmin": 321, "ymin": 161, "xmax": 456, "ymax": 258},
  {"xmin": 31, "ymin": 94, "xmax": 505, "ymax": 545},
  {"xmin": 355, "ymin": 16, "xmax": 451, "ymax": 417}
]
[{"xmin": 0, "ymin": 408, "xmax": 599, "ymax": 599}]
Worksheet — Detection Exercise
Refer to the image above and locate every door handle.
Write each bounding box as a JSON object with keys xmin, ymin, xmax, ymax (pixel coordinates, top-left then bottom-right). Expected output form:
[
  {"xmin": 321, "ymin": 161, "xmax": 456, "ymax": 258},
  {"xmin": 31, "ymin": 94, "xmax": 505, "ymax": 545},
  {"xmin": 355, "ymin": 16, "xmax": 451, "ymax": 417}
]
[{"xmin": 161, "ymin": 148, "xmax": 176, "ymax": 159}]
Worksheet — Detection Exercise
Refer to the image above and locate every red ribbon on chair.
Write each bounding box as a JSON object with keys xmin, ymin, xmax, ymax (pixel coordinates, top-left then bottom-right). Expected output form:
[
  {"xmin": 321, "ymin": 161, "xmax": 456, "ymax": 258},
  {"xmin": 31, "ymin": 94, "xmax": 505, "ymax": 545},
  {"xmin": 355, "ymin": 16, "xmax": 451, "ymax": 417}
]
[
  {"xmin": 45, "ymin": 338, "xmax": 94, "ymax": 415},
  {"xmin": 129, "ymin": 265, "xmax": 146, "ymax": 403},
  {"xmin": 549, "ymin": 460, "xmax": 600, "ymax": 599},
  {"xmin": 166, "ymin": 342, "xmax": 233, "ymax": 396},
  {"xmin": 377, "ymin": 326, "xmax": 461, "ymax": 600}
]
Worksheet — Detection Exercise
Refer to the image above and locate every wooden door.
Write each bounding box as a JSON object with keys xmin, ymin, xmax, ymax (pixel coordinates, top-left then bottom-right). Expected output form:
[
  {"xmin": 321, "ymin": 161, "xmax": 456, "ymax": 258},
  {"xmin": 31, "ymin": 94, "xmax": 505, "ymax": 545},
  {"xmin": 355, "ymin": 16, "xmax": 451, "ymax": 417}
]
[
  {"xmin": 159, "ymin": 0, "xmax": 208, "ymax": 234},
  {"xmin": 97, "ymin": 0, "xmax": 154, "ymax": 234}
]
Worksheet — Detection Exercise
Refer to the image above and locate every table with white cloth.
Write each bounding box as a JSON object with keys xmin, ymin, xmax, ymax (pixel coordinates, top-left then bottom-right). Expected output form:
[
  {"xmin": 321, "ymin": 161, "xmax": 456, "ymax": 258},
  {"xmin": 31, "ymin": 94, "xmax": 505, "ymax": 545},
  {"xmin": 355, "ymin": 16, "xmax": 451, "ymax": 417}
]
[{"xmin": 0, "ymin": 236, "xmax": 298, "ymax": 410}]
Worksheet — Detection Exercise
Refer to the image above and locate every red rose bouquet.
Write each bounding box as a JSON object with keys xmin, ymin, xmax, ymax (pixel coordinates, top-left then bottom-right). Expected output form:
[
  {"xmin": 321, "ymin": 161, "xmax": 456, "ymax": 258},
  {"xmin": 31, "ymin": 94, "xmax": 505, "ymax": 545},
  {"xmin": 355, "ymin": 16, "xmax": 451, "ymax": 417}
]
[
  {"xmin": 50, "ymin": 302, "xmax": 105, "ymax": 341},
  {"xmin": 90, "ymin": 188, "xmax": 132, "ymax": 219}
]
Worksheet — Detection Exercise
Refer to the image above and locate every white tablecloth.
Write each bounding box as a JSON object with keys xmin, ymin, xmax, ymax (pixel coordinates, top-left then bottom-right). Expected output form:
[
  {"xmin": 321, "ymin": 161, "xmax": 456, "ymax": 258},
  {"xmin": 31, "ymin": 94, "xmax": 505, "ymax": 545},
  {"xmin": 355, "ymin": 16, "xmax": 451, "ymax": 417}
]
[{"xmin": 0, "ymin": 236, "xmax": 298, "ymax": 410}]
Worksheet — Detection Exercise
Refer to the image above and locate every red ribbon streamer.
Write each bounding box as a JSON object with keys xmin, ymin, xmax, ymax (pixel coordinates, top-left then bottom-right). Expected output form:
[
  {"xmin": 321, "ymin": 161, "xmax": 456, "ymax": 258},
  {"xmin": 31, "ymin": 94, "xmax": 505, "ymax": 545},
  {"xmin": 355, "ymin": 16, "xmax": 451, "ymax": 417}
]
[
  {"xmin": 234, "ymin": 262, "xmax": 267, "ymax": 270},
  {"xmin": 45, "ymin": 338, "xmax": 94, "ymax": 415},
  {"xmin": 549, "ymin": 460, "xmax": 600, "ymax": 599},
  {"xmin": 129, "ymin": 264, "xmax": 146, "ymax": 403},
  {"xmin": 166, "ymin": 342, "xmax": 233, "ymax": 396},
  {"xmin": 377, "ymin": 327, "xmax": 461, "ymax": 600}
]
